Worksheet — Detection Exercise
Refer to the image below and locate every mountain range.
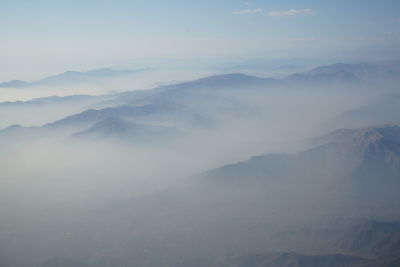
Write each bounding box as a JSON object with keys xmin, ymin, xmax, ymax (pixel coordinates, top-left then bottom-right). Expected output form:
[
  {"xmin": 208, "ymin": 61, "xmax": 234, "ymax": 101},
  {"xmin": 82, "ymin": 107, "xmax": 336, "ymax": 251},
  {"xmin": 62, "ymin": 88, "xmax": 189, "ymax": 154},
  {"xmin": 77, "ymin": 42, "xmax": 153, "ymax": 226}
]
[
  {"xmin": 70, "ymin": 116, "xmax": 180, "ymax": 142},
  {"xmin": 3, "ymin": 61, "xmax": 400, "ymax": 267},
  {"xmin": 307, "ymin": 61, "xmax": 400, "ymax": 82},
  {"xmin": 207, "ymin": 124, "xmax": 400, "ymax": 196},
  {"xmin": 0, "ymin": 68, "xmax": 152, "ymax": 88},
  {"xmin": 2, "ymin": 61, "xmax": 400, "ymax": 144},
  {"xmin": 2, "ymin": 60, "xmax": 389, "ymax": 90}
]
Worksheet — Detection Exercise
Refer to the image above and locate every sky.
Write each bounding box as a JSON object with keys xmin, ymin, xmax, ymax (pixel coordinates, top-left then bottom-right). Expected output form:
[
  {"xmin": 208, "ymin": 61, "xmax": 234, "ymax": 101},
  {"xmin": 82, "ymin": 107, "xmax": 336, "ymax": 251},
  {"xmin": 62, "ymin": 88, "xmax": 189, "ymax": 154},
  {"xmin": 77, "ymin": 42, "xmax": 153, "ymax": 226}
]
[{"xmin": 1, "ymin": 0, "xmax": 400, "ymax": 80}]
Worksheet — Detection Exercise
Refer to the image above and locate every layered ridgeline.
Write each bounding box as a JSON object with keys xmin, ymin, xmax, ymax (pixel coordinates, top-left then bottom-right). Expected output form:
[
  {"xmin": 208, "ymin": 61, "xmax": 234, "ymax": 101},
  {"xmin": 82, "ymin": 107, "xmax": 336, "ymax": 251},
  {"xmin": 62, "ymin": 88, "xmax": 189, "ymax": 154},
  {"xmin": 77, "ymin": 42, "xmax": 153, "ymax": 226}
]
[
  {"xmin": 70, "ymin": 116, "xmax": 181, "ymax": 142},
  {"xmin": 34, "ymin": 124, "xmax": 400, "ymax": 267},
  {"xmin": 306, "ymin": 61, "xmax": 400, "ymax": 83},
  {"xmin": 2, "ymin": 62, "xmax": 400, "ymax": 267},
  {"xmin": 0, "ymin": 102, "xmax": 206, "ymax": 143},
  {"xmin": 186, "ymin": 125, "xmax": 400, "ymax": 267},
  {"xmin": 207, "ymin": 124, "xmax": 400, "ymax": 194},
  {"xmin": 2, "ymin": 60, "xmax": 400, "ymax": 89},
  {"xmin": 20, "ymin": 125, "xmax": 399, "ymax": 267},
  {"xmin": 205, "ymin": 124, "xmax": 400, "ymax": 222},
  {"xmin": 0, "ymin": 68, "xmax": 152, "ymax": 88},
  {"xmin": 2, "ymin": 61, "xmax": 400, "ymax": 141},
  {"xmin": 0, "ymin": 73, "xmax": 271, "ymax": 142}
]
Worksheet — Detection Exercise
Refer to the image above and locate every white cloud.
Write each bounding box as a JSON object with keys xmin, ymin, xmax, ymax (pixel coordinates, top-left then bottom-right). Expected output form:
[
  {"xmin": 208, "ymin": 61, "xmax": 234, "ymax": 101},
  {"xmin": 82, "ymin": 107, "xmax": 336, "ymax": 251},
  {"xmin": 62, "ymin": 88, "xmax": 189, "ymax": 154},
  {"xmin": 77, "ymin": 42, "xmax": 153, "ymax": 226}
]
[
  {"xmin": 267, "ymin": 8, "xmax": 315, "ymax": 17},
  {"xmin": 232, "ymin": 8, "xmax": 262, "ymax": 15}
]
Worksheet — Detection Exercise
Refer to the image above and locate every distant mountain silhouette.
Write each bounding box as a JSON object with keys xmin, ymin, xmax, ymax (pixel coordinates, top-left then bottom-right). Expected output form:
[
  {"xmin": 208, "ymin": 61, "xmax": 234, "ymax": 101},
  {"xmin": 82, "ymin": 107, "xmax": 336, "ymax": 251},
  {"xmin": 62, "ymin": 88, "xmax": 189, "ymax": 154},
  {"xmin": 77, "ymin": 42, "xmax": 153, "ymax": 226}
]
[
  {"xmin": 0, "ymin": 102, "xmax": 203, "ymax": 142},
  {"xmin": 2, "ymin": 63, "xmax": 400, "ymax": 145},
  {"xmin": 0, "ymin": 68, "xmax": 152, "ymax": 88},
  {"xmin": 307, "ymin": 61, "xmax": 400, "ymax": 81},
  {"xmin": 0, "ymin": 80, "xmax": 30, "ymax": 88},
  {"xmin": 161, "ymin": 73, "xmax": 274, "ymax": 89},
  {"xmin": 284, "ymin": 71, "xmax": 362, "ymax": 84},
  {"xmin": 335, "ymin": 93, "xmax": 400, "ymax": 128},
  {"xmin": 206, "ymin": 153, "xmax": 296, "ymax": 182},
  {"xmin": 71, "ymin": 116, "xmax": 180, "ymax": 142},
  {"xmin": 0, "ymin": 95, "xmax": 97, "ymax": 107},
  {"xmin": 45, "ymin": 102, "xmax": 209, "ymax": 129}
]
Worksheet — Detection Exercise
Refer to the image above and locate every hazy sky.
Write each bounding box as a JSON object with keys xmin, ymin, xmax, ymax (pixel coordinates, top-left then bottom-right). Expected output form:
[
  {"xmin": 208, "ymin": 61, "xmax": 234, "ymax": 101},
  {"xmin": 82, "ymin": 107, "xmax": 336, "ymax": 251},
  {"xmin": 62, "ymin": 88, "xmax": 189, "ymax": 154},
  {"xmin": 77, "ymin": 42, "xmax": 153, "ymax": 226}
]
[{"xmin": 1, "ymin": 0, "xmax": 400, "ymax": 80}]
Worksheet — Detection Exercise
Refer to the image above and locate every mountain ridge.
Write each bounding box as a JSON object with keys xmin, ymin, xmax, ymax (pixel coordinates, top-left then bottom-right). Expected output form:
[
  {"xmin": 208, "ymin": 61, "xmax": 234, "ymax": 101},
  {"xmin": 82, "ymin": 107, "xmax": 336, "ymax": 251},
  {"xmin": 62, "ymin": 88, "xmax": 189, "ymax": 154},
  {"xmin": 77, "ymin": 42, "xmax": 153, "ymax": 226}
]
[
  {"xmin": 0, "ymin": 68, "xmax": 152, "ymax": 88},
  {"xmin": 206, "ymin": 124, "xmax": 400, "ymax": 185}
]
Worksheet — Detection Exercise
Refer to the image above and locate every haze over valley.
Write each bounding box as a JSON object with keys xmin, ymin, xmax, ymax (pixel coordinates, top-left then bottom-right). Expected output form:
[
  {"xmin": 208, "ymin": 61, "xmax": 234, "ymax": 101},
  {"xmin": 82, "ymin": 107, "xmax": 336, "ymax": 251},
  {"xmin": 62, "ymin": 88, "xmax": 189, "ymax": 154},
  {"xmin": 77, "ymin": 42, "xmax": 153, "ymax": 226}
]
[{"xmin": 1, "ymin": 1, "xmax": 400, "ymax": 266}]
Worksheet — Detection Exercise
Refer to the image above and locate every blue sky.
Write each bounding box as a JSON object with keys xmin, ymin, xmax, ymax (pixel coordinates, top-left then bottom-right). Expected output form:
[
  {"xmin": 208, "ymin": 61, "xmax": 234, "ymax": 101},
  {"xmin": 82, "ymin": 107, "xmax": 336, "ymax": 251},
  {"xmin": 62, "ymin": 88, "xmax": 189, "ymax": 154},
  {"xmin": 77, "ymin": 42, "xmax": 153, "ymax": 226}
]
[{"xmin": 1, "ymin": 0, "xmax": 400, "ymax": 79}]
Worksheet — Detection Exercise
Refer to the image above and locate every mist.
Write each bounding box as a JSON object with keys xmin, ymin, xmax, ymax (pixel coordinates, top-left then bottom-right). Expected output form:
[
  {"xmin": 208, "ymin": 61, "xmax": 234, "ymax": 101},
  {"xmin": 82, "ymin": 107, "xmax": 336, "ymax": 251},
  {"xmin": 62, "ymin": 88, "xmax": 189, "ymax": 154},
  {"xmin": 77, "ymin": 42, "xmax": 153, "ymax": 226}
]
[
  {"xmin": 3, "ymin": 0, "xmax": 400, "ymax": 265},
  {"xmin": 2, "ymin": 61, "xmax": 400, "ymax": 266}
]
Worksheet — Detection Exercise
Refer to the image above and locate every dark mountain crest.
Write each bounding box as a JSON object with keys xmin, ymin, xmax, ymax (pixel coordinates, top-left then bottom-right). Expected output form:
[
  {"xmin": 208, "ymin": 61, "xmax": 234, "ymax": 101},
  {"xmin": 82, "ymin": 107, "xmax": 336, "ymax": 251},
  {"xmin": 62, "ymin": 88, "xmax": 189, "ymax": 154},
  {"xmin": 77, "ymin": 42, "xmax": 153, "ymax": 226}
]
[
  {"xmin": 156, "ymin": 73, "xmax": 275, "ymax": 92},
  {"xmin": 305, "ymin": 125, "xmax": 400, "ymax": 178},
  {"xmin": 85, "ymin": 116, "xmax": 134, "ymax": 132},
  {"xmin": 305, "ymin": 61, "xmax": 400, "ymax": 82},
  {"xmin": 314, "ymin": 124, "xmax": 400, "ymax": 148},
  {"xmin": 205, "ymin": 153, "xmax": 296, "ymax": 182},
  {"xmin": 45, "ymin": 102, "xmax": 189, "ymax": 127},
  {"xmin": 207, "ymin": 125, "xmax": 400, "ymax": 185},
  {"xmin": 70, "ymin": 115, "xmax": 181, "ymax": 142},
  {"xmin": 307, "ymin": 62, "xmax": 376, "ymax": 75},
  {"xmin": 283, "ymin": 70, "xmax": 362, "ymax": 84}
]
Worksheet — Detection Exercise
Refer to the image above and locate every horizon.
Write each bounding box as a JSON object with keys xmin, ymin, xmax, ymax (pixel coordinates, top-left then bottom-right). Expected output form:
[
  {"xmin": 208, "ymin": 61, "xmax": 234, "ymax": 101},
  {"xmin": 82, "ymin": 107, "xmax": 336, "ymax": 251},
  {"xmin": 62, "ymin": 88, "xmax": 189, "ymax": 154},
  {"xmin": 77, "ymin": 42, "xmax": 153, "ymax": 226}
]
[
  {"xmin": 1, "ymin": 0, "xmax": 400, "ymax": 81},
  {"xmin": 2, "ymin": 58, "xmax": 400, "ymax": 84}
]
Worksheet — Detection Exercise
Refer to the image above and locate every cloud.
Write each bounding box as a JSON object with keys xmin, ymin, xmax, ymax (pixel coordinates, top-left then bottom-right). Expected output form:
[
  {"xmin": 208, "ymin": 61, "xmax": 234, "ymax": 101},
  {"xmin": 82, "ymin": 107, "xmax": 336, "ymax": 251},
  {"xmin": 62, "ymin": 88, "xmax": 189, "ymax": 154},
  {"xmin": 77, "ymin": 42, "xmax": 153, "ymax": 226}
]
[
  {"xmin": 232, "ymin": 8, "xmax": 262, "ymax": 15},
  {"xmin": 267, "ymin": 8, "xmax": 315, "ymax": 17}
]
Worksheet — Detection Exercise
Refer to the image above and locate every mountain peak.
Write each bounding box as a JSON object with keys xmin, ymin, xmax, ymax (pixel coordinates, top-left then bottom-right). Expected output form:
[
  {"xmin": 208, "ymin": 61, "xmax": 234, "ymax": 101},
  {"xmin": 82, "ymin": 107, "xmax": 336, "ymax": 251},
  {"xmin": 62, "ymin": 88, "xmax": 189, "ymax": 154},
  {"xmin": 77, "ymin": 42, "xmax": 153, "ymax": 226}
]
[
  {"xmin": 160, "ymin": 73, "xmax": 272, "ymax": 91},
  {"xmin": 70, "ymin": 116, "xmax": 179, "ymax": 142},
  {"xmin": 284, "ymin": 70, "xmax": 361, "ymax": 84},
  {"xmin": 311, "ymin": 124, "xmax": 400, "ymax": 182},
  {"xmin": 191, "ymin": 73, "xmax": 266, "ymax": 85},
  {"xmin": 321, "ymin": 124, "xmax": 400, "ymax": 147}
]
